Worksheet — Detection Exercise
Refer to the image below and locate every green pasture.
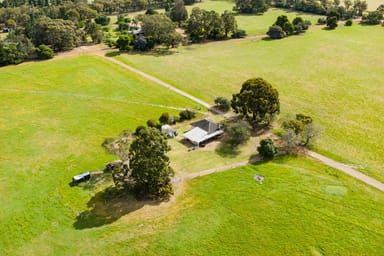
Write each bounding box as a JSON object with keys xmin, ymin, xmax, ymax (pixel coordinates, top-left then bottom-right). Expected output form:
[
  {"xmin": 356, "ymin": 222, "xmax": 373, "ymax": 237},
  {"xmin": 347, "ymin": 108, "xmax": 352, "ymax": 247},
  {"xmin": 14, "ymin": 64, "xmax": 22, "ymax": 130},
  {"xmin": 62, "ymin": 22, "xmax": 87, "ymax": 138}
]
[
  {"xmin": 115, "ymin": 24, "xmax": 384, "ymax": 181},
  {"xmin": 0, "ymin": 55, "xmax": 200, "ymax": 254},
  {"xmin": 5, "ymin": 155, "xmax": 384, "ymax": 255}
]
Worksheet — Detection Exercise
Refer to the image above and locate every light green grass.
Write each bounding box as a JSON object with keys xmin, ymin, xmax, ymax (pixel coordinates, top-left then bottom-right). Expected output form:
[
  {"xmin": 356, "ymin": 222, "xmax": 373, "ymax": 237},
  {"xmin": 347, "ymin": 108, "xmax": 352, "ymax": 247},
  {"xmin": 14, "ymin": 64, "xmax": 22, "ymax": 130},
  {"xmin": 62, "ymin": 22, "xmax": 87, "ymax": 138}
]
[
  {"xmin": 135, "ymin": 157, "xmax": 384, "ymax": 255},
  {"xmin": 115, "ymin": 24, "xmax": 384, "ymax": 181},
  {"xmin": 10, "ymin": 156, "xmax": 384, "ymax": 255},
  {"xmin": 0, "ymin": 55, "xmax": 200, "ymax": 255}
]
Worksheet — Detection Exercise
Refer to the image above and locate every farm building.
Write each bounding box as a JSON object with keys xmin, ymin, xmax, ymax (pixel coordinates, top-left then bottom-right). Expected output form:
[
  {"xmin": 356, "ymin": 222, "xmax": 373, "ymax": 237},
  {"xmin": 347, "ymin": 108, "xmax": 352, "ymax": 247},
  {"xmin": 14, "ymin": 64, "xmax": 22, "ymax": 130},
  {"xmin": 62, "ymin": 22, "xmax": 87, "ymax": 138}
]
[{"xmin": 184, "ymin": 119, "xmax": 224, "ymax": 146}]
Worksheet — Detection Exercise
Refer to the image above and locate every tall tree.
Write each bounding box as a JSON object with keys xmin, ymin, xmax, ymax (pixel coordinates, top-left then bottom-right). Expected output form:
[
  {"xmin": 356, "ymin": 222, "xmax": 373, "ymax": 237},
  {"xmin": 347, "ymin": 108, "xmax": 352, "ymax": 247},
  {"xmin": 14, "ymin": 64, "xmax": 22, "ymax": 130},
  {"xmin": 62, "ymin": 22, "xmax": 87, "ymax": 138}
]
[
  {"xmin": 129, "ymin": 127, "xmax": 174, "ymax": 199},
  {"xmin": 231, "ymin": 78, "xmax": 280, "ymax": 127},
  {"xmin": 221, "ymin": 10, "xmax": 237, "ymax": 37},
  {"xmin": 170, "ymin": 0, "xmax": 188, "ymax": 27}
]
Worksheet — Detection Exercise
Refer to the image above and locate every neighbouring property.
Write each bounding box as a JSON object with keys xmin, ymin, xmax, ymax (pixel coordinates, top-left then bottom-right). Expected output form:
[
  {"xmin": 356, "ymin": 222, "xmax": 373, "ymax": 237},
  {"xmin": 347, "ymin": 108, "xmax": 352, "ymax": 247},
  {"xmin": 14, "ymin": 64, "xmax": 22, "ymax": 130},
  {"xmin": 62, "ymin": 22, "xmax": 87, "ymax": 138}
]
[{"xmin": 184, "ymin": 119, "xmax": 224, "ymax": 146}]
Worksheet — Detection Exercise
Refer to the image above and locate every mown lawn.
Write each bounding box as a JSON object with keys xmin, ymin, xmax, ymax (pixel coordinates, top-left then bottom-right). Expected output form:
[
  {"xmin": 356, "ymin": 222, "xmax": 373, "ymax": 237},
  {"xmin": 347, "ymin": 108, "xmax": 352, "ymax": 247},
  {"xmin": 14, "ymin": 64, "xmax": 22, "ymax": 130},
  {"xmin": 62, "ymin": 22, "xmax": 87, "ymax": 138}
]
[{"xmin": 115, "ymin": 23, "xmax": 384, "ymax": 181}]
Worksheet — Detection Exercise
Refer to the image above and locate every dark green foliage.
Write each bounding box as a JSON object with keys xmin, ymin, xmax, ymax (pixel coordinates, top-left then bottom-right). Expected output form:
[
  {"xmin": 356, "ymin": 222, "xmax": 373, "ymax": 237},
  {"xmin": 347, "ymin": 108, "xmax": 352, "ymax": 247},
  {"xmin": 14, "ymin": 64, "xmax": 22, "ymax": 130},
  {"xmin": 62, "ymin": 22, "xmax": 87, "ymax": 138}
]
[
  {"xmin": 35, "ymin": 44, "xmax": 54, "ymax": 59},
  {"xmin": 221, "ymin": 11, "xmax": 238, "ymax": 37},
  {"xmin": 267, "ymin": 25, "xmax": 286, "ymax": 39},
  {"xmin": 29, "ymin": 17, "xmax": 84, "ymax": 51},
  {"xmin": 326, "ymin": 16, "xmax": 338, "ymax": 29},
  {"xmin": 133, "ymin": 36, "xmax": 153, "ymax": 51},
  {"xmin": 317, "ymin": 17, "xmax": 326, "ymax": 24},
  {"xmin": 146, "ymin": 119, "xmax": 157, "ymax": 127},
  {"xmin": 232, "ymin": 29, "xmax": 247, "ymax": 38},
  {"xmin": 135, "ymin": 125, "xmax": 146, "ymax": 135},
  {"xmin": 170, "ymin": 0, "xmax": 188, "ymax": 26},
  {"xmin": 353, "ymin": 0, "xmax": 367, "ymax": 16},
  {"xmin": 116, "ymin": 34, "xmax": 132, "ymax": 51},
  {"xmin": 274, "ymin": 15, "xmax": 289, "ymax": 28},
  {"xmin": 186, "ymin": 8, "xmax": 239, "ymax": 42},
  {"xmin": 296, "ymin": 113, "xmax": 313, "ymax": 125},
  {"xmin": 145, "ymin": 9, "xmax": 159, "ymax": 15},
  {"xmin": 129, "ymin": 127, "xmax": 174, "ymax": 199},
  {"xmin": 159, "ymin": 112, "xmax": 170, "ymax": 124},
  {"xmin": 377, "ymin": 4, "xmax": 384, "ymax": 15},
  {"xmin": 362, "ymin": 11, "xmax": 383, "ymax": 25},
  {"xmin": 281, "ymin": 114, "xmax": 321, "ymax": 147},
  {"xmin": 139, "ymin": 14, "xmax": 182, "ymax": 48},
  {"xmin": 184, "ymin": 0, "xmax": 196, "ymax": 5},
  {"xmin": 179, "ymin": 109, "xmax": 195, "ymax": 121},
  {"xmin": 282, "ymin": 119, "xmax": 304, "ymax": 135},
  {"xmin": 345, "ymin": 19, "xmax": 353, "ymax": 26},
  {"xmin": 85, "ymin": 20, "xmax": 103, "ymax": 43},
  {"xmin": 292, "ymin": 17, "xmax": 309, "ymax": 34},
  {"xmin": 214, "ymin": 97, "xmax": 231, "ymax": 112},
  {"xmin": 231, "ymin": 78, "xmax": 280, "ymax": 127},
  {"xmin": 95, "ymin": 15, "xmax": 110, "ymax": 26},
  {"xmin": 327, "ymin": 10, "xmax": 341, "ymax": 20},
  {"xmin": 233, "ymin": 0, "xmax": 269, "ymax": 14},
  {"xmin": 283, "ymin": 21, "xmax": 294, "ymax": 35},
  {"xmin": 0, "ymin": 33, "xmax": 35, "ymax": 66},
  {"xmin": 292, "ymin": 16, "xmax": 304, "ymax": 26},
  {"xmin": 223, "ymin": 120, "xmax": 251, "ymax": 148},
  {"xmin": 257, "ymin": 138, "xmax": 277, "ymax": 159}
]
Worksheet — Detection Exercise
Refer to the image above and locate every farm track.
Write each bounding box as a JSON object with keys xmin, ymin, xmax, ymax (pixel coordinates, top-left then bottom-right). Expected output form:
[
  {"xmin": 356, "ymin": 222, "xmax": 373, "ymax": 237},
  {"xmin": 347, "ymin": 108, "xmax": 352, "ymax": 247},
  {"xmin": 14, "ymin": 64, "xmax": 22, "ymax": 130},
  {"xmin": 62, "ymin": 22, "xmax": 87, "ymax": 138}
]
[{"xmin": 55, "ymin": 42, "xmax": 384, "ymax": 193}]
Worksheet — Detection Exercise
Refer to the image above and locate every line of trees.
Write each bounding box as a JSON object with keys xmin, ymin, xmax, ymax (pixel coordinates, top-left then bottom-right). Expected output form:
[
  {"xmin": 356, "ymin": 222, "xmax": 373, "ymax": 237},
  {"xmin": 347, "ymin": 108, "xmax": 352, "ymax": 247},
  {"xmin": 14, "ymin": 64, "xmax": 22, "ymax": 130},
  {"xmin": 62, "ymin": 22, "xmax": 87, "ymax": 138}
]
[{"xmin": 267, "ymin": 15, "xmax": 310, "ymax": 39}]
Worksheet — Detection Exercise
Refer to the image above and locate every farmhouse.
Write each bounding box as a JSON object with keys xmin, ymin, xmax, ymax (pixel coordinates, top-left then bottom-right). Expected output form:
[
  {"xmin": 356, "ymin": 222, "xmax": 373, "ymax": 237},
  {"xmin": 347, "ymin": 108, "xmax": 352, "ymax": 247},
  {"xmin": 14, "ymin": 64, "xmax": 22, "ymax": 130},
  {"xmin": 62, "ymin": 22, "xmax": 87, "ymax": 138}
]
[{"xmin": 184, "ymin": 119, "xmax": 224, "ymax": 146}]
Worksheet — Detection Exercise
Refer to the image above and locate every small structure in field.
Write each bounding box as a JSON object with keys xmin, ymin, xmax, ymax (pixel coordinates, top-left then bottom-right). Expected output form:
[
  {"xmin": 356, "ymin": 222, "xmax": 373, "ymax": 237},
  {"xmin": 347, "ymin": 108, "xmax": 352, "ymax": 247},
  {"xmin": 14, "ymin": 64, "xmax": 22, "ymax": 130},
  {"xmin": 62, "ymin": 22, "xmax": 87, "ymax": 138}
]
[
  {"xmin": 72, "ymin": 172, "xmax": 91, "ymax": 185},
  {"xmin": 254, "ymin": 175, "xmax": 264, "ymax": 184},
  {"xmin": 161, "ymin": 125, "xmax": 177, "ymax": 138},
  {"xmin": 184, "ymin": 119, "xmax": 224, "ymax": 146}
]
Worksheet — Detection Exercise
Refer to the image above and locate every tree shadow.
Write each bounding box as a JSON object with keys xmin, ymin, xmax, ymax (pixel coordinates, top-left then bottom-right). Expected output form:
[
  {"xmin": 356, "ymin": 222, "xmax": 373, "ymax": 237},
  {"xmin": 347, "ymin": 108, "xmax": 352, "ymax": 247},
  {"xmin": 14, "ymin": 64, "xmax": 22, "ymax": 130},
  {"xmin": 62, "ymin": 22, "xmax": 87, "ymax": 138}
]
[
  {"xmin": 105, "ymin": 51, "xmax": 121, "ymax": 57},
  {"xmin": 73, "ymin": 187, "xmax": 162, "ymax": 229},
  {"xmin": 215, "ymin": 142, "xmax": 241, "ymax": 158}
]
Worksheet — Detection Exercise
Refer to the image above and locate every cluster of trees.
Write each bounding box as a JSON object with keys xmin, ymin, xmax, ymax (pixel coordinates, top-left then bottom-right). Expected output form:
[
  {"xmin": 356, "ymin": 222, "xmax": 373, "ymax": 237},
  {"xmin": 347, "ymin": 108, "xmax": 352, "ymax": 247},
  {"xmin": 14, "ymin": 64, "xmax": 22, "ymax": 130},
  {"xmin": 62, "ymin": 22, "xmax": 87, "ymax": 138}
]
[
  {"xmin": 232, "ymin": 0, "xmax": 369, "ymax": 17},
  {"xmin": 186, "ymin": 8, "xmax": 239, "ymax": 42},
  {"xmin": 145, "ymin": 109, "xmax": 195, "ymax": 129},
  {"xmin": 267, "ymin": 15, "xmax": 310, "ymax": 39},
  {"xmin": 361, "ymin": 9, "xmax": 383, "ymax": 25},
  {"xmin": 281, "ymin": 114, "xmax": 323, "ymax": 152},
  {"xmin": 233, "ymin": 0, "xmax": 269, "ymax": 14},
  {"xmin": 103, "ymin": 127, "xmax": 174, "ymax": 200},
  {"xmin": 0, "ymin": 2, "xmax": 105, "ymax": 66}
]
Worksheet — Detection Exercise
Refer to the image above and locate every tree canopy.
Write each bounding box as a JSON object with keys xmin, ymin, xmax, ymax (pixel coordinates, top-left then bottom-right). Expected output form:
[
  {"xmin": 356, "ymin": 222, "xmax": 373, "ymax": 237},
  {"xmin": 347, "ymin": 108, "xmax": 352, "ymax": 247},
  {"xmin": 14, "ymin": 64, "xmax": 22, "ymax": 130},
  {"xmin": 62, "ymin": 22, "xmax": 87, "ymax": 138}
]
[
  {"xmin": 129, "ymin": 127, "xmax": 174, "ymax": 199},
  {"xmin": 231, "ymin": 78, "xmax": 280, "ymax": 127}
]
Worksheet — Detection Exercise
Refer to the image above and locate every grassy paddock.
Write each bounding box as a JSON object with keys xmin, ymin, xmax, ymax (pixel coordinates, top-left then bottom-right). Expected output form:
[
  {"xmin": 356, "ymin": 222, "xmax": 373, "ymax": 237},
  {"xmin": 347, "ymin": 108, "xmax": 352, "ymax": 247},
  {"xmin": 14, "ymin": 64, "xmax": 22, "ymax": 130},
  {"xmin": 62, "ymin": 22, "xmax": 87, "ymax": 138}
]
[
  {"xmin": 0, "ymin": 55, "xmax": 200, "ymax": 255},
  {"xmin": 115, "ymin": 24, "xmax": 384, "ymax": 181}
]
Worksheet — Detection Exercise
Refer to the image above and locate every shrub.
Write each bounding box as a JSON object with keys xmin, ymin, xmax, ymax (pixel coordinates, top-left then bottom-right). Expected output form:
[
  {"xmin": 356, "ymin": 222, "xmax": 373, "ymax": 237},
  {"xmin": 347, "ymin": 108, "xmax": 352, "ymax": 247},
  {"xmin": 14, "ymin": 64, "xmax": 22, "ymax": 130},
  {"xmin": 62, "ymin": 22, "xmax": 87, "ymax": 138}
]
[
  {"xmin": 257, "ymin": 138, "xmax": 277, "ymax": 159},
  {"xmin": 317, "ymin": 17, "xmax": 326, "ymax": 24},
  {"xmin": 95, "ymin": 15, "xmax": 111, "ymax": 26},
  {"xmin": 35, "ymin": 44, "xmax": 54, "ymax": 59},
  {"xmin": 179, "ymin": 109, "xmax": 195, "ymax": 121},
  {"xmin": 214, "ymin": 97, "xmax": 231, "ymax": 112},
  {"xmin": 147, "ymin": 119, "xmax": 157, "ymax": 127},
  {"xmin": 345, "ymin": 19, "xmax": 353, "ymax": 26},
  {"xmin": 267, "ymin": 25, "xmax": 286, "ymax": 39},
  {"xmin": 231, "ymin": 29, "xmax": 247, "ymax": 38},
  {"xmin": 159, "ymin": 112, "xmax": 170, "ymax": 124}
]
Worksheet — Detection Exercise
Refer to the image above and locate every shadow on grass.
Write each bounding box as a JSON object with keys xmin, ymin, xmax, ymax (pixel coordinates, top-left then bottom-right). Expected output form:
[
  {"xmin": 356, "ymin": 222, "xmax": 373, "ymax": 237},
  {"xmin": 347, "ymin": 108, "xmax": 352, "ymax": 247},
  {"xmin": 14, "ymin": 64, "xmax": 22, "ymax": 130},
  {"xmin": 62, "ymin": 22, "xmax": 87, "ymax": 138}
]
[
  {"xmin": 215, "ymin": 142, "xmax": 241, "ymax": 158},
  {"xmin": 105, "ymin": 51, "xmax": 121, "ymax": 57},
  {"xmin": 73, "ymin": 187, "xmax": 162, "ymax": 229}
]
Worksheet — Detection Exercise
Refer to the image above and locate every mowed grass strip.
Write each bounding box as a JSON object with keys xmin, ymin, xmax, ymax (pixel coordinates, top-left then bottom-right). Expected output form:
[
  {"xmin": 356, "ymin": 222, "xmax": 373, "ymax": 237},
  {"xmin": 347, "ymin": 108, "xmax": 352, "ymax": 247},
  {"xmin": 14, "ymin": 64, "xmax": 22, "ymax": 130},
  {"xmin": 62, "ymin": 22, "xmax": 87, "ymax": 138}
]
[
  {"xmin": 115, "ymin": 23, "xmax": 384, "ymax": 181},
  {"xmin": 0, "ymin": 55, "xmax": 200, "ymax": 254}
]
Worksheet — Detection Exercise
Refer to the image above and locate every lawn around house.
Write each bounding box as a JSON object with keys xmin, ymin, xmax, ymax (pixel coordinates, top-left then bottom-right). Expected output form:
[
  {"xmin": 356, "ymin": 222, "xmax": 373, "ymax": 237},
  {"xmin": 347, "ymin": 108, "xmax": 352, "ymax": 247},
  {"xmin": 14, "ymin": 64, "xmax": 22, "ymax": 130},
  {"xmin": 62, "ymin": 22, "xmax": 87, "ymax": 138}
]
[{"xmin": 115, "ymin": 23, "xmax": 384, "ymax": 182}]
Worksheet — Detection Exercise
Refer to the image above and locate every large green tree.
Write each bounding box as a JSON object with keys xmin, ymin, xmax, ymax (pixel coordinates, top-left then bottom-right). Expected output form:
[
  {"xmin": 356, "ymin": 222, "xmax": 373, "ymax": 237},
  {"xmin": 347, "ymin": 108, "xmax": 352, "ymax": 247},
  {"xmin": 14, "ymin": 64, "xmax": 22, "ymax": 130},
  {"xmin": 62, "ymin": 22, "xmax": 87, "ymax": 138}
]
[
  {"xmin": 139, "ymin": 14, "xmax": 182, "ymax": 48},
  {"xmin": 231, "ymin": 78, "xmax": 280, "ymax": 127},
  {"xmin": 170, "ymin": 0, "xmax": 188, "ymax": 27},
  {"xmin": 129, "ymin": 127, "xmax": 174, "ymax": 199},
  {"xmin": 221, "ymin": 10, "xmax": 237, "ymax": 37},
  {"xmin": 30, "ymin": 17, "xmax": 84, "ymax": 51},
  {"xmin": 233, "ymin": 0, "xmax": 268, "ymax": 14}
]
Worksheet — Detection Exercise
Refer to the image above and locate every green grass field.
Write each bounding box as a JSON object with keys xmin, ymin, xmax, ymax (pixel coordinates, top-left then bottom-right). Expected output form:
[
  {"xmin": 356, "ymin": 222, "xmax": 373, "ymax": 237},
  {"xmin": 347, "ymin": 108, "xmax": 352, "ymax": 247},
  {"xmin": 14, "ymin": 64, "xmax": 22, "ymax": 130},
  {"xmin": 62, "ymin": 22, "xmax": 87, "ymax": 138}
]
[
  {"xmin": 115, "ymin": 22, "xmax": 384, "ymax": 182},
  {"xmin": 0, "ymin": 55, "xmax": 201, "ymax": 254},
  {"xmin": 4, "ymin": 155, "xmax": 384, "ymax": 255}
]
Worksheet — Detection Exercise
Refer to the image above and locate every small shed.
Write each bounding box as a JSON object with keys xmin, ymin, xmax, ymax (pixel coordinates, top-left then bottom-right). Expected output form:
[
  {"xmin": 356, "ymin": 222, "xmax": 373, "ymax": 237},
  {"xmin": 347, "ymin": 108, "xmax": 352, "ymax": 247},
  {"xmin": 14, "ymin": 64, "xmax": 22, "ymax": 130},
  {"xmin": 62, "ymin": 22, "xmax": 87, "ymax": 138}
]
[
  {"xmin": 184, "ymin": 119, "xmax": 224, "ymax": 146},
  {"xmin": 161, "ymin": 125, "xmax": 177, "ymax": 138}
]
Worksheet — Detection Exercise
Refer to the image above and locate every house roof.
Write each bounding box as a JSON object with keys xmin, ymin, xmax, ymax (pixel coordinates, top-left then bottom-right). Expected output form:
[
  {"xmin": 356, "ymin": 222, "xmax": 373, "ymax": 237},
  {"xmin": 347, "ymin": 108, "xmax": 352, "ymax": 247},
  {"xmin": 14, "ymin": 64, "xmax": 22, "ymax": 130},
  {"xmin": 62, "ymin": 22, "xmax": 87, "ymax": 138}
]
[
  {"xmin": 190, "ymin": 119, "xmax": 221, "ymax": 134},
  {"xmin": 184, "ymin": 127, "xmax": 223, "ymax": 145}
]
